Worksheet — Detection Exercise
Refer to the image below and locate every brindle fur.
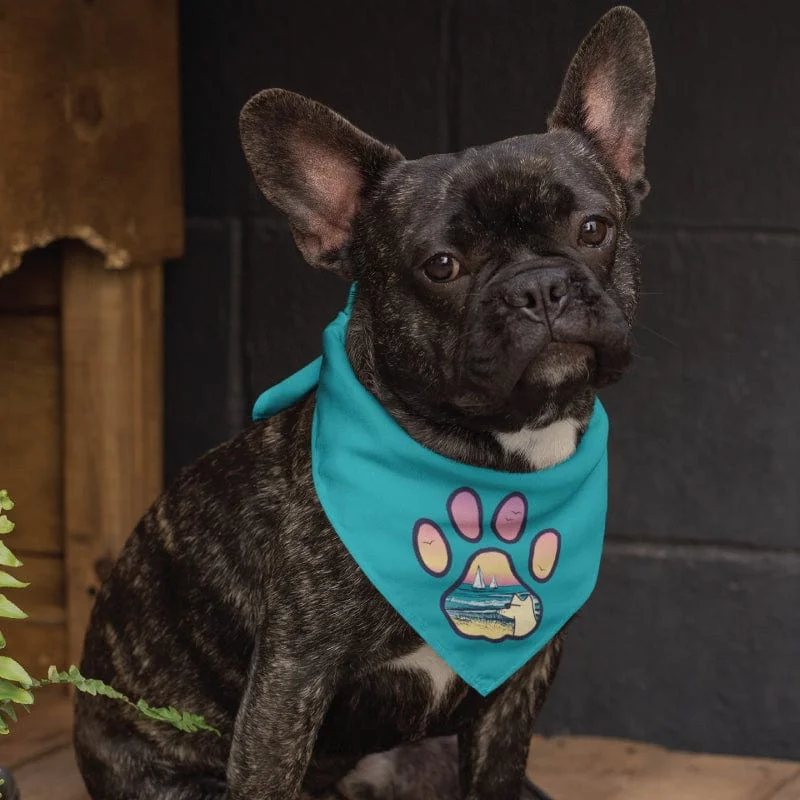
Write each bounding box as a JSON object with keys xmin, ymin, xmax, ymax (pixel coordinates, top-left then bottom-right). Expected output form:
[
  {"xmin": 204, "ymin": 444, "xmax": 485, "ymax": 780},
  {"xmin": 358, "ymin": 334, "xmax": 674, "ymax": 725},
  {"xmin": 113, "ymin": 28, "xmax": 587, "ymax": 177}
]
[{"xmin": 75, "ymin": 7, "xmax": 655, "ymax": 799}]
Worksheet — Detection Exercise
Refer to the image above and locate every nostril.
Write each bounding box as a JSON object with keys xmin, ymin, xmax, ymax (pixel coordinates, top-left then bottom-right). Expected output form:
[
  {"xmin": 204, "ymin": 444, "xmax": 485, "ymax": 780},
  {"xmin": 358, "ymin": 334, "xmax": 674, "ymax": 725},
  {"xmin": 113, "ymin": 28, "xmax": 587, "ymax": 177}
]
[{"xmin": 503, "ymin": 271, "xmax": 571, "ymax": 316}]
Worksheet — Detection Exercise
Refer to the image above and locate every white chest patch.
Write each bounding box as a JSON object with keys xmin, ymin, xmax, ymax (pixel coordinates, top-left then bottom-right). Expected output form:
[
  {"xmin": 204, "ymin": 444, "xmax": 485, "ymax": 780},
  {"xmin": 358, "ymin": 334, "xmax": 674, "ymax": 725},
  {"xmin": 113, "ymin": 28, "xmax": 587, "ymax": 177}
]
[
  {"xmin": 496, "ymin": 418, "xmax": 579, "ymax": 470},
  {"xmin": 388, "ymin": 644, "xmax": 456, "ymax": 707}
]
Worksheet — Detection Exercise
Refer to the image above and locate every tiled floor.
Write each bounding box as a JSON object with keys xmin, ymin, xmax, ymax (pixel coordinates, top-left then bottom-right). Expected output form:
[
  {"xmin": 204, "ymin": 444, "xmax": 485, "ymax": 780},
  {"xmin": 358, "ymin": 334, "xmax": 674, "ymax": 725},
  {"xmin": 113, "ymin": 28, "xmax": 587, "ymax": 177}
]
[{"xmin": 4, "ymin": 696, "xmax": 800, "ymax": 799}]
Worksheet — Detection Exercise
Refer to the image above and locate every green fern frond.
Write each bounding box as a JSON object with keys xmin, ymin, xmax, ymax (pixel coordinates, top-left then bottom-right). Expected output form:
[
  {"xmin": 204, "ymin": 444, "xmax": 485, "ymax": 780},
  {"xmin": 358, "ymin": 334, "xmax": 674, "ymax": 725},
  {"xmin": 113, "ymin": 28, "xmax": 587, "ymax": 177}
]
[
  {"xmin": 0, "ymin": 595, "xmax": 26, "ymax": 620},
  {"xmin": 38, "ymin": 666, "xmax": 220, "ymax": 736},
  {"xmin": 0, "ymin": 542, "xmax": 21, "ymax": 569},
  {"xmin": 0, "ymin": 490, "xmax": 220, "ymax": 737}
]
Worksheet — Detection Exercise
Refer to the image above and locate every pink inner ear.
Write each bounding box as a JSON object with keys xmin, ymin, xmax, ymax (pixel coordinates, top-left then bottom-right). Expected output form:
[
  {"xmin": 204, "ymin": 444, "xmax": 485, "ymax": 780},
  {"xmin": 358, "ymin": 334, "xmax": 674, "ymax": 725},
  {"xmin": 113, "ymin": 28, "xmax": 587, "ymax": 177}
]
[
  {"xmin": 448, "ymin": 489, "xmax": 482, "ymax": 541},
  {"xmin": 293, "ymin": 138, "xmax": 362, "ymax": 254},
  {"xmin": 492, "ymin": 493, "xmax": 527, "ymax": 542},
  {"xmin": 583, "ymin": 68, "xmax": 636, "ymax": 182}
]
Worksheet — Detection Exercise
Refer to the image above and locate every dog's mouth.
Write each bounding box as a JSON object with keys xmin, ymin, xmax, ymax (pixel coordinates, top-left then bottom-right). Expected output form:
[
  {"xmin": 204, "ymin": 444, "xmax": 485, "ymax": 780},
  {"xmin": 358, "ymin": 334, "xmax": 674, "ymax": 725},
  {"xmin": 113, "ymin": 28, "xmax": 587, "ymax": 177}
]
[
  {"xmin": 520, "ymin": 341, "xmax": 596, "ymax": 386},
  {"xmin": 447, "ymin": 330, "xmax": 627, "ymax": 427},
  {"xmin": 448, "ymin": 342, "xmax": 596, "ymax": 422},
  {"xmin": 520, "ymin": 330, "xmax": 631, "ymax": 392}
]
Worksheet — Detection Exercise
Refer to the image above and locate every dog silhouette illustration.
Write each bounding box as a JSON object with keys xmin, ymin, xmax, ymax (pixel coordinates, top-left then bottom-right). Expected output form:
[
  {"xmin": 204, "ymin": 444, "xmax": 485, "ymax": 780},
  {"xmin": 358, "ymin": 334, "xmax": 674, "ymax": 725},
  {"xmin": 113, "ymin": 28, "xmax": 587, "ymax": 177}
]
[{"xmin": 497, "ymin": 593, "xmax": 539, "ymax": 638}]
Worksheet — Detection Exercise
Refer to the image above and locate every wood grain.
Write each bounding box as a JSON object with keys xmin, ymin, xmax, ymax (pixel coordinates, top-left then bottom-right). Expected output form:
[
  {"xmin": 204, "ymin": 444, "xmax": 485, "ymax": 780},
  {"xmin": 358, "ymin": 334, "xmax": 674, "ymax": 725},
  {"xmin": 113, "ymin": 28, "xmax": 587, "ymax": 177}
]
[
  {"xmin": 0, "ymin": 693, "xmax": 72, "ymax": 770},
  {"xmin": 0, "ymin": 314, "xmax": 63, "ymax": 555},
  {"xmin": 2, "ymin": 620, "xmax": 67, "ymax": 677},
  {"xmin": 12, "ymin": 553, "xmax": 66, "ymax": 626},
  {"xmin": 13, "ymin": 745, "xmax": 88, "ymax": 800},
  {"xmin": 0, "ymin": 1, "xmax": 183, "ymax": 277},
  {"xmin": 766, "ymin": 771, "xmax": 800, "ymax": 799},
  {"xmin": 528, "ymin": 736, "xmax": 800, "ymax": 800},
  {"xmin": 62, "ymin": 242, "xmax": 163, "ymax": 665}
]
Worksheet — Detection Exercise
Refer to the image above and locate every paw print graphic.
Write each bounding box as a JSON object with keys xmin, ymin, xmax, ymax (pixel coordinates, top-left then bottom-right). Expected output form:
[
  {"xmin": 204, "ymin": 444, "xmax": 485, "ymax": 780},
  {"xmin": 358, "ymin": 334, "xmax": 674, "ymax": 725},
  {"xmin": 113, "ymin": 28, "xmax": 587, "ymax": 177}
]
[{"xmin": 413, "ymin": 489, "xmax": 561, "ymax": 642}]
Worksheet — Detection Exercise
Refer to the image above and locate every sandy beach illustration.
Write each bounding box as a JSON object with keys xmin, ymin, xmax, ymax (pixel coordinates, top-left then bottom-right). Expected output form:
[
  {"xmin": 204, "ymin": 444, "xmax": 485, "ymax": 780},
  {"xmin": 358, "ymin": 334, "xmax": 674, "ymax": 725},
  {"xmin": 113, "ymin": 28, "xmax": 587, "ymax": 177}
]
[{"xmin": 442, "ymin": 549, "xmax": 542, "ymax": 641}]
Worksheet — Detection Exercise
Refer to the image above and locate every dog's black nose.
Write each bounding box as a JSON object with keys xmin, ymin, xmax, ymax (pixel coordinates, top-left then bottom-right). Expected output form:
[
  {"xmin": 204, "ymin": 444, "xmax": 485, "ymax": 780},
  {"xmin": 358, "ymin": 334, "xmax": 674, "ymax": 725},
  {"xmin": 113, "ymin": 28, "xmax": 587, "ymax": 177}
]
[{"xmin": 504, "ymin": 268, "xmax": 570, "ymax": 323}]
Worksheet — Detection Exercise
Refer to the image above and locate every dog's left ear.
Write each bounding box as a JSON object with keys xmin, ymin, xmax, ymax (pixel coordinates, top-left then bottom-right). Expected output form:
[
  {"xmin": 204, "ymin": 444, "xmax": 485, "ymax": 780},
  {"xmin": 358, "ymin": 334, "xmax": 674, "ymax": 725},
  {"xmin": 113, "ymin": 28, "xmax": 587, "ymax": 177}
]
[{"xmin": 548, "ymin": 6, "xmax": 656, "ymax": 211}]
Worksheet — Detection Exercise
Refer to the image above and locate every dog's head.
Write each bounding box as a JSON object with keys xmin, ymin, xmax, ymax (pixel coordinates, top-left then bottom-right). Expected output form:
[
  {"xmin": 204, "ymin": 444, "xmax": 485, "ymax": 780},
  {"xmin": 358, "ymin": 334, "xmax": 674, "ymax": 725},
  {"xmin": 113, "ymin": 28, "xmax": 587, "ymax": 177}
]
[{"xmin": 240, "ymin": 7, "xmax": 655, "ymax": 433}]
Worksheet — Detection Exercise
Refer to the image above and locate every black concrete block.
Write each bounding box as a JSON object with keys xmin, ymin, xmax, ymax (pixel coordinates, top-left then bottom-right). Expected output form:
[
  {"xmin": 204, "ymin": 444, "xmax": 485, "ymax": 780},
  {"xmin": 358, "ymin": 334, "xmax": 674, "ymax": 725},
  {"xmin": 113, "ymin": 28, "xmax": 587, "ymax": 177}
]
[
  {"xmin": 602, "ymin": 230, "xmax": 800, "ymax": 549},
  {"xmin": 164, "ymin": 218, "xmax": 246, "ymax": 480},
  {"xmin": 453, "ymin": 1, "xmax": 611, "ymax": 150},
  {"xmin": 181, "ymin": 0, "xmax": 445, "ymax": 217},
  {"xmin": 538, "ymin": 545, "xmax": 800, "ymax": 759},
  {"xmin": 244, "ymin": 214, "xmax": 350, "ymax": 410},
  {"xmin": 456, "ymin": 1, "xmax": 800, "ymax": 229}
]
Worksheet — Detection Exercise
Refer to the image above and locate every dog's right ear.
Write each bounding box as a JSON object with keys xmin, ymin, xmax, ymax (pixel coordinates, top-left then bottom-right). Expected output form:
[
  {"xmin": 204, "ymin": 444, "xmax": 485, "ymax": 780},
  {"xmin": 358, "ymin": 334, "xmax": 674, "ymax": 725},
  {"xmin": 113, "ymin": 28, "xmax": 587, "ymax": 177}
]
[{"xmin": 240, "ymin": 90, "xmax": 402, "ymax": 277}]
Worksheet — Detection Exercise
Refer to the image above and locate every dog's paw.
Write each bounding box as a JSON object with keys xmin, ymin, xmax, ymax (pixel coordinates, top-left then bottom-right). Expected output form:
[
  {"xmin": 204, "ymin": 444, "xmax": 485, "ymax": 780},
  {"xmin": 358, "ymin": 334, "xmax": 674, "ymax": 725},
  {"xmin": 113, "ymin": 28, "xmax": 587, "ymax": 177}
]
[{"xmin": 413, "ymin": 489, "xmax": 560, "ymax": 642}]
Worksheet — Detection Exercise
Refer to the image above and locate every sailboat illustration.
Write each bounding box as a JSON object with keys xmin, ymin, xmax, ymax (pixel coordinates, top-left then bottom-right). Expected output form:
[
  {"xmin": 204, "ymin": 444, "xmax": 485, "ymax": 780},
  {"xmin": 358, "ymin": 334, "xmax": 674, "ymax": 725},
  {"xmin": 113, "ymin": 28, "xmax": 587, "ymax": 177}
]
[
  {"xmin": 489, "ymin": 575, "xmax": 498, "ymax": 590},
  {"xmin": 472, "ymin": 566, "xmax": 486, "ymax": 590}
]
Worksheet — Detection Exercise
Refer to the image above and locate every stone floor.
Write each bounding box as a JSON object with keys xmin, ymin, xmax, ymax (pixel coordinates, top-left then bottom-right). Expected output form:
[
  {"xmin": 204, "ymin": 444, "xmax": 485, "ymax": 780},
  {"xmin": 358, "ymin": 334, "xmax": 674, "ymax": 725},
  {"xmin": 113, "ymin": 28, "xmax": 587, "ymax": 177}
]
[{"xmin": 3, "ymin": 695, "xmax": 800, "ymax": 799}]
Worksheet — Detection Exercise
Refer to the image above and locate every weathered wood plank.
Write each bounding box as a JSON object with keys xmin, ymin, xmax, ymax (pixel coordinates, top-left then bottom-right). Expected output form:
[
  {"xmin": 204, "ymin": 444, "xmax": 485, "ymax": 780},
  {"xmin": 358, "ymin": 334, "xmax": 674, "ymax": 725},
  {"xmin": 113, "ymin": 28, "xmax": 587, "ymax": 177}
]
[
  {"xmin": 766, "ymin": 771, "xmax": 800, "ymax": 799},
  {"xmin": 0, "ymin": 1, "xmax": 183, "ymax": 277},
  {"xmin": 528, "ymin": 736, "xmax": 800, "ymax": 800},
  {"xmin": 0, "ymin": 693, "xmax": 71, "ymax": 770},
  {"xmin": 13, "ymin": 745, "xmax": 88, "ymax": 800},
  {"xmin": 0, "ymin": 246, "xmax": 61, "ymax": 312},
  {"xmin": 13, "ymin": 553, "xmax": 66, "ymax": 626},
  {"xmin": 613, "ymin": 753, "xmax": 799, "ymax": 800},
  {"xmin": 3, "ymin": 620, "xmax": 67, "ymax": 677},
  {"xmin": 528, "ymin": 735, "xmax": 668, "ymax": 800},
  {"xmin": 0, "ymin": 314, "xmax": 63, "ymax": 555},
  {"xmin": 62, "ymin": 242, "xmax": 163, "ymax": 665}
]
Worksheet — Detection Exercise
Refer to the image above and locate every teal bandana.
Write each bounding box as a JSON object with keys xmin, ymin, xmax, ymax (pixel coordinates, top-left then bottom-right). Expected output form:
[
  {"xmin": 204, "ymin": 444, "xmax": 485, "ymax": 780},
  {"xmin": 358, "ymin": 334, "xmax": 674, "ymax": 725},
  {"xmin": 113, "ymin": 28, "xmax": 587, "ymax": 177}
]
[{"xmin": 253, "ymin": 289, "xmax": 609, "ymax": 696}]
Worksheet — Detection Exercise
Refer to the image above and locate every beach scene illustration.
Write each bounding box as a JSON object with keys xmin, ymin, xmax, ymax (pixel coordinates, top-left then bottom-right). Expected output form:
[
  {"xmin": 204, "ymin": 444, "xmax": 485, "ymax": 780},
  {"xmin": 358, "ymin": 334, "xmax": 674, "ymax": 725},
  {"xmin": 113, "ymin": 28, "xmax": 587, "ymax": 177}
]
[
  {"xmin": 442, "ymin": 549, "xmax": 541, "ymax": 641},
  {"xmin": 413, "ymin": 487, "xmax": 562, "ymax": 642}
]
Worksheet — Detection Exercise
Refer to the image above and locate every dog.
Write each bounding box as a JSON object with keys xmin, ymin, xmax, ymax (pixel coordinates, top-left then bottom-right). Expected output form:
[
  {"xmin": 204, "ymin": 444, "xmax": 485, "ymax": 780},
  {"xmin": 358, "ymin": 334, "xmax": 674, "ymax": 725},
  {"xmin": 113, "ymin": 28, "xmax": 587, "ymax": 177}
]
[
  {"xmin": 498, "ymin": 594, "xmax": 539, "ymax": 638},
  {"xmin": 74, "ymin": 7, "xmax": 655, "ymax": 799}
]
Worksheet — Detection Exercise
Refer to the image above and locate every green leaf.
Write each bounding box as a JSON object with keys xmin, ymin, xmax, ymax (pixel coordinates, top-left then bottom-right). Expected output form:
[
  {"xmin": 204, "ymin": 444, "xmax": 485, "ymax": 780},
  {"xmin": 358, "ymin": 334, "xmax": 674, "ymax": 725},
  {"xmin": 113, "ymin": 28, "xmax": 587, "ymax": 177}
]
[
  {"xmin": 0, "ymin": 631, "xmax": 5, "ymax": 649},
  {"xmin": 46, "ymin": 665, "xmax": 128, "ymax": 701},
  {"xmin": 0, "ymin": 542, "xmax": 21, "ymax": 568},
  {"xmin": 0, "ymin": 657, "xmax": 32, "ymax": 687},
  {"xmin": 0, "ymin": 678, "xmax": 33, "ymax": 705},
  {"xmin": 0, "ymin": 571, "xmax": 28, "ymax": 589},
  {"xmin": 0, "ymin": 517, "xmax": 13, "ymax": 535},
  {"xmin": 0, "ymin": 701, "xmax": 17, "ymax": 723},
  {"xmin": 0, "ymin": 492, "xmax": 13, "ymax": 512},
  {"xmin": 0, "ymin": 595, "xmax": 26, "ymax": 619},
  {"xmin": 134, "ymin": 699, "xmax": 220, "ymax": 735},
  {"xmin": 42, "ymin": 665, "xmax": 220, "ymax": 736}
]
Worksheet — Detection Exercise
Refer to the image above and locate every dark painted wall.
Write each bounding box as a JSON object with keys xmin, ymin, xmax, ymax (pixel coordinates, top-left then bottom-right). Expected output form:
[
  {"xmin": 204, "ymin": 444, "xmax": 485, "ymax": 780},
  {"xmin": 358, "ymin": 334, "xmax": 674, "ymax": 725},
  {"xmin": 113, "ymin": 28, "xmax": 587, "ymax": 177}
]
[{"xmin": 166, "ymin": 1, "xmax": 800, "ymax": 759}]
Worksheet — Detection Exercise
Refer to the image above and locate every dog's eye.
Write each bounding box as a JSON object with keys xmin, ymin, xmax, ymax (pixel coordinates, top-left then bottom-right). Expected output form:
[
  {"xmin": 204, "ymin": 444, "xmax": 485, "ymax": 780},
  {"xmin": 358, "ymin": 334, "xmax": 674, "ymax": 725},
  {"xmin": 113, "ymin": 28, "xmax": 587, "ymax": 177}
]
[
  {"xmin": 578, "ymin": 217, "xmax": 609, "ymax": 247},
  {"xmin": 423, "ymin": 253, "xmax": 461, "ymax": 283}
]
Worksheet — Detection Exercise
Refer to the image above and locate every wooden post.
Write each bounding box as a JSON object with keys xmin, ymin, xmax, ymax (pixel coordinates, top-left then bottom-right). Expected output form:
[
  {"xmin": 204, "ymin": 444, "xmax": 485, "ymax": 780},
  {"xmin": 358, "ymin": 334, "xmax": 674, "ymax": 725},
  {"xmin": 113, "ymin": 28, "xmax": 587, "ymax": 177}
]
[{"xmin": 61, "ymin": 242, "xmax": 163, "ymax": 664}]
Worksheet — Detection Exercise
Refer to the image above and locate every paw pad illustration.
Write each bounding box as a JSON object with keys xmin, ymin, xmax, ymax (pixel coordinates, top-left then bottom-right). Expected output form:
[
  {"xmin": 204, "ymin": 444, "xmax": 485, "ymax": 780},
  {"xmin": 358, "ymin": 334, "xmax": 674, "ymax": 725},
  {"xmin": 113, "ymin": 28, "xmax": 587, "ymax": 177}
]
[{"xmin": 413, "ymin": 489, "xmax": 561, "ymax": 642}]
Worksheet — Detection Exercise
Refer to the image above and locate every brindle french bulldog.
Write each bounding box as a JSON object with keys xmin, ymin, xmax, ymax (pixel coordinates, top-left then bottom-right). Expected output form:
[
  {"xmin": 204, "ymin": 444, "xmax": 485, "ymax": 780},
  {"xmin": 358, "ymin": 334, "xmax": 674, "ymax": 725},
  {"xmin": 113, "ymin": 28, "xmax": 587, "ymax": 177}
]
[{"xmin": 74, "ymin": 7, "xmax": 655, "ymax": 799}]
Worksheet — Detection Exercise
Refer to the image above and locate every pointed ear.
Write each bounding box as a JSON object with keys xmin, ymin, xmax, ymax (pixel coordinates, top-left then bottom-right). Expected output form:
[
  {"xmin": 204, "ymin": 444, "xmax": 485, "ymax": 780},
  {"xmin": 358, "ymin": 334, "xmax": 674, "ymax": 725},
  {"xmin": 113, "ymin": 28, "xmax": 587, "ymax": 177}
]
[
  {"xmin": 240, "ymin": 89, "xmax": 402, "ymax": 275},
  {"xmin": 548, "ymin": 7, "xmax": 656, "ymax": 211}
]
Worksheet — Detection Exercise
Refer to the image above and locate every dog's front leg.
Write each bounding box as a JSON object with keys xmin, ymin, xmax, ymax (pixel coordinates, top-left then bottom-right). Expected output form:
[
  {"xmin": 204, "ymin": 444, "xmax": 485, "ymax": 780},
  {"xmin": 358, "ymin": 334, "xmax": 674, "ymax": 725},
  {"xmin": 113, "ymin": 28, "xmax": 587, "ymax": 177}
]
[
  {"xmin": 458, "ymin": 638, "xmax": 563, "ymax": 800},
  {"xmin": 226, "ymin": 633, "xmax": 339, "ymax": 800}
]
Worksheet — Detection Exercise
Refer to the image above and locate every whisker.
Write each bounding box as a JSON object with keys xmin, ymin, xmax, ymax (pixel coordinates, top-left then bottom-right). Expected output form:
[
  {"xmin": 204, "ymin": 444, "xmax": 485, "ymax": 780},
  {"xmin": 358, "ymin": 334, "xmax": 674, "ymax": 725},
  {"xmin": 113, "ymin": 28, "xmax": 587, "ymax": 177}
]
[{"xmin": 635, "ymin": 323, "xmax": 680, "ymax": 349}]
